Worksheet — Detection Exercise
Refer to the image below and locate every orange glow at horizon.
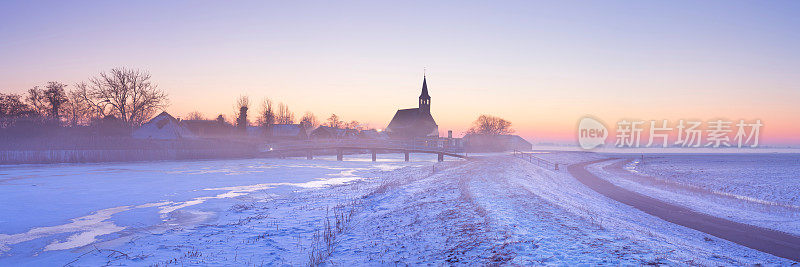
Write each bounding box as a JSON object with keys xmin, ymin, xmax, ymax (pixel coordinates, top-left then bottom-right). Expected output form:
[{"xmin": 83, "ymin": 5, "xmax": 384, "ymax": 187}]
[
  {"xmin": 2, "ymin": 1, "xmax": 799, "ymax": 146},
  {"xmin": 3, "ymin": 69, "xmax": 797, "ymax": 146}
]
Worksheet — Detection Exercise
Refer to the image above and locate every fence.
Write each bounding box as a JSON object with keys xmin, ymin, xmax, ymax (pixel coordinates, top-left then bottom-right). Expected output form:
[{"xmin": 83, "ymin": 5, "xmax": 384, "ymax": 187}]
[{"xmin": 512, "ymin": 150, "xmax": 561, "ymax": 171}]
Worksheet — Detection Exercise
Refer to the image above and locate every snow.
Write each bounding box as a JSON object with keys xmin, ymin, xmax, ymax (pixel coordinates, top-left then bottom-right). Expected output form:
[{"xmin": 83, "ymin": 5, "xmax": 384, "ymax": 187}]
[
  {"xmin": 634, "ymin": 154, "xmax": 800, "ymax": 207},
  {"xmin": 0, "ymin": 154, "xmax": 441, "ymax": 265},
  {"xmin": 0, "ymin": 152, "xmax": 796, "ymax": 265},
  {"xmin": 588, "ymin": 154, "xmax": 800, "ymax": 236},
  {"xmin": 132, "ymin": 112, "xmax": 195, "ymax": 140}
]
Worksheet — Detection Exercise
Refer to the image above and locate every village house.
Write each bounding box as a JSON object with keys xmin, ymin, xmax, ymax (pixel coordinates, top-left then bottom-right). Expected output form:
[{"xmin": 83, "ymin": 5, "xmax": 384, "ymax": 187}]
[
  {"xmin": 359, "ymin": 129, "xmax": 389, "ymax": 139},
  {"xmin": 132, "ymin": 112, "xmax": 195, "ymax": 140},
  {"xmin": 310, "ymin": 126, "xmax": 359, "ymax": 139},
  {"xmin": 270, "ymin": 124, "xmax": 308, "ymax": 140},
  {"xmin": 182, "ymin": 119, "xmax": 232, "ymax": 137},
  {"xmin": 463, "ymin": 134, "xmax": 532, "ymax": 152}
]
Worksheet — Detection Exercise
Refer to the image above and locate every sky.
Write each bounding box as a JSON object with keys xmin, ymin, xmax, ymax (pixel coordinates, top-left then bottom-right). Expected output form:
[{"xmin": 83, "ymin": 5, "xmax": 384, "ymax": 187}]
[{"xmin": 1, "ymin": 1, "xmax": 799, "ymax": 146}]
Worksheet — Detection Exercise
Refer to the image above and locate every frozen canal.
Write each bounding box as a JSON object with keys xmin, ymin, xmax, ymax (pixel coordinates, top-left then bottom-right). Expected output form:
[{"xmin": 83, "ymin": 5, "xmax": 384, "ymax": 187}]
[{"xmin": 0, "ymin": 154, "xmax": 440, "ymax": 264}]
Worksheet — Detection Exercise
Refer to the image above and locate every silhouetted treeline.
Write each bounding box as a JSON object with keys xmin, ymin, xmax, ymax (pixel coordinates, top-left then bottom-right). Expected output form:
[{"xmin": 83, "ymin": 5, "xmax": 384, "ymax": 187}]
[
  {"xmin": 1, "ymin": 66, "xmax": 377, "ymax": 149},
  {"xmin": 216, "ymin": 94, "xmax": 366, "ymax": 138},
  {"xmin": 1, "ymin": 67, "xmax": 168, "ymax": 138},
  {"xmin": 2, "ymin": 68, "xmax": 167, "ymax": 127}
]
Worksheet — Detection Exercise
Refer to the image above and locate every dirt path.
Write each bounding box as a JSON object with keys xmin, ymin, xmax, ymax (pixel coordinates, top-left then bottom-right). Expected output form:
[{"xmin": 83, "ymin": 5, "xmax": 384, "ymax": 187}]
[{"xmin": 568, "ymin": 159, "xmax": 800, "ymax": 262}]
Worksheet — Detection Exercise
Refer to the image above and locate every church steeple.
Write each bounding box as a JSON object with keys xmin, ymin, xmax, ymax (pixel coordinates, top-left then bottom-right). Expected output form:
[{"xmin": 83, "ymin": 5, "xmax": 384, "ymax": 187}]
[{"xmin": 419, "ymin": 75, "xmax": 431, "ymax": 114}]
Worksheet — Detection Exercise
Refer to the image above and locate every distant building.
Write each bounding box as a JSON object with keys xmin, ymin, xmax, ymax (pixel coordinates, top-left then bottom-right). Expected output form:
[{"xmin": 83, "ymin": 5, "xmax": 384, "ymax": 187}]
[
  {"xmin": 132, "ymin": 112, "xmax": 195, "ymax": 140},
  {"xmin": 464, "ymin": 134, "xmax": 532, "ymax": 152},
  {"xmin": 246, "ymin": 126, "xmax": 266, "ymax": 137},
  {"xmin": 310, "ymin": 126, "xmax": 359, "ymax": 139},
  {"xmin": 384, "ymin": 76, "xmax": 439, "ymax": 138},
  {"xmin": 359, "ymin": 129, "xmax": 389, "ymax": 139},
  {"xmin": 182, "ymin": 119, "xmax": 232, "ymax": 137},
  {"xmin": 270, "ymin": 124, "xmax": 308, "ymax": 139},
  {"xmin": 241, "ymin": 124, "xmax": 309, "ymax": 139}
]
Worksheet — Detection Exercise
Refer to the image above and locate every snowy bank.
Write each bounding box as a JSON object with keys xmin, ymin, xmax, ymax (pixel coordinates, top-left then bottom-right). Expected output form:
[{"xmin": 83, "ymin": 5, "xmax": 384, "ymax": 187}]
[{"xmin": 12, "ymin": 153, "xmax": 791, "ymax": 265}]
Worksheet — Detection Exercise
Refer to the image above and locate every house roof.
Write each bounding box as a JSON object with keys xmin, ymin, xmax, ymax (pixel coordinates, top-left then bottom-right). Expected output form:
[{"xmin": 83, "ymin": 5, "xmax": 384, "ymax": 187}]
[
  {"xmin": 132, "ymin": 112, "xmax": 195, "ymax": 140},
  {"xmin": 182, "ymin": 119, "xmax": 223, "ymax": 127},
  {"xmin": 311, "ymin": 126, "xmax": 358, "ymax": 138},
  {"xmin": 271, "ymin": 124, "xmax": 306, "ymax": 137},
  {"xmin": 145, "ymin": 111, "xmax": 178, "ymax": 125},
  {"xmin": 359, "ymin": 129, "xmax": 389, "ymax": 139}
]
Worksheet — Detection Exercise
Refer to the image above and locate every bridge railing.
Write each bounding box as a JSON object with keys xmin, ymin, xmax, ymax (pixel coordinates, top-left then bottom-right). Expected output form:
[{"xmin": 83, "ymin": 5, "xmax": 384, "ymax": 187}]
[
  {"xmin": 265, "ymin": 138, "xmax": 465, "ymax": 154},
  {"xmin": 512, "ymin": 150, "xmax": 560, "ymax": 171}
]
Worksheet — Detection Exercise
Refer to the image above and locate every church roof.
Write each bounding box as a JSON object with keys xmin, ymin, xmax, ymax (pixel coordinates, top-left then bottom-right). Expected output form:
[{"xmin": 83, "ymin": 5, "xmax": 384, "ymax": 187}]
[
  {"xmin": 385, "ymin": 108, "xmax": 438, "ymax": 138},
  {"xmin": 388, "ymin": 108, "xmax": 423, "ymax": 128},
  {"xmin": 419, "ymin": 76, "xmax": 430, "ymax": 99}
]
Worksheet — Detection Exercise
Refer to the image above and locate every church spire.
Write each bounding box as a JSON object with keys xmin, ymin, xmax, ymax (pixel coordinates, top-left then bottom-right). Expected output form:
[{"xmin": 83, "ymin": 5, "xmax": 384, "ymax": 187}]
[
  {"xmin": 419, "ymin": 75, "xmax": 431, "ymax": 113},
  {"xmin": 420, "ymin": 75, "xmax": 430, "ymax": 99}
]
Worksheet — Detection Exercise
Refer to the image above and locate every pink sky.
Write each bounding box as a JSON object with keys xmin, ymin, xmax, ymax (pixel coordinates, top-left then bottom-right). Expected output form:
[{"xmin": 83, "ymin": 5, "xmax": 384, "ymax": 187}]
[{"xmin": 1, "ymin": 1, "xmax": 799, "ymax": 146}]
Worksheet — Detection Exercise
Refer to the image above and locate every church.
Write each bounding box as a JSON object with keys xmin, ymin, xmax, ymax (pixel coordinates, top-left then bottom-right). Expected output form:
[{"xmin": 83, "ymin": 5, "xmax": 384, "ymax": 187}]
[{"xmin": 384, "ymin": 76, "xmax": 439, "ymax": 138}]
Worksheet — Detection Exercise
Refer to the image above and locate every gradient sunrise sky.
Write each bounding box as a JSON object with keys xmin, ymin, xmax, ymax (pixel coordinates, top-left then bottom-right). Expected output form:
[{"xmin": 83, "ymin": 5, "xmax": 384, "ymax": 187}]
[{"xmin": 1, "ymin": 1, "xmax": 799, "ymax": 145}]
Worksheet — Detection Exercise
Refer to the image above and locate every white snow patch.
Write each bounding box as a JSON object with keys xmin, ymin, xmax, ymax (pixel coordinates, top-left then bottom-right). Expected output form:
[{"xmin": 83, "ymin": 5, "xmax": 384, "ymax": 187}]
[{"xmin": 0, "ymin": 206, "xmax": 131, "ymax": 254}]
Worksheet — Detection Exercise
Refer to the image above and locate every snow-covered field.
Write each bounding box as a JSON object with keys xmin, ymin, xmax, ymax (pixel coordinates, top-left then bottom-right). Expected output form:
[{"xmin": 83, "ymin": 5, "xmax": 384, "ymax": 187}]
[
  {"xmin": 635, "ymin": 154, "xmax": 800, "ymax": 208},
  {"xmin": 590, "ymin": 154, "xmax": 800, "ymax": 235},
  {"xmin": 0, "ymin": 152, "xmax": 796, "ymax": 265}
]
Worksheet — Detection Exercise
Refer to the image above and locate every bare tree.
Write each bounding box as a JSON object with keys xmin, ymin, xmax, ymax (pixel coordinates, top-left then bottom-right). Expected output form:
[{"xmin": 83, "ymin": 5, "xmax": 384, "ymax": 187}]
[
  {"xmin": 234, "ymin": 95, "xmax": 250, "ymax": 131},
  {"xmin": 25, "ymin": 86, "xmax": 48, "ymax": 116},
  {"xmin": 43, "ymin": 82, "xmax": 68, "ymax": 121},
  {"xmin": 24, "ymin": 82, "xmax": 67, "ymax": 124},
  {"xmin": 467, "ymin": 114, "xmax": 514, "ymax": 135},
  {"xmin": 73, "ymin": 82, "xmax": 106, "ymax": 120},
  {"xmin": 0, "ymin": 93, "xmax": 36, "ymax": 128},
  {"xmin": 256, "ymin": 98, "xmax": 274, "ymax": 128},
  {"xmin": 64, "ymin": 89, "xmax": 91, "ymax": 127},
  {"xmin": 1, "ymin": 93, "xmax": 34, "ymax": 117},
  {"xmin": 346, "ymin": 120, "xmax": 362, "ymax": 131},
  {"xmin": 79, "ymin": 68, "xmax": 168, "ymax": 127},
  {"xmin": 326, "ymin": 114, "xmax": 343, "ymax": 128},
  {"xmin": 299, "ymin": 112, "xmax": 318, "ymax": 130},
  {"xmin": 276, "ymin": 102, "xmax": 294, "ymax": 124},
  {"xmin": 185, "ymin": 111, "xmax": 205, "ymax": 121}
]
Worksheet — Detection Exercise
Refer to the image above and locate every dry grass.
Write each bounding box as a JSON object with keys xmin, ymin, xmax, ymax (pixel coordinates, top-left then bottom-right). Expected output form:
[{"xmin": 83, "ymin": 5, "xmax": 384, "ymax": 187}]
[{"xmin": 306, "ymin": 198, "xmax": 363, "ymax": 266}]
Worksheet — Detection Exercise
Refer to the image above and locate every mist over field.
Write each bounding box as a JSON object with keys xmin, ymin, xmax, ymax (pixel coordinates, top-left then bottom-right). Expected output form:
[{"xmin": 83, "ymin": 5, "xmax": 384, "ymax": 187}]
[{"xmin": 2, "ymin": 1, "xmax": 800, "ymax": 265}]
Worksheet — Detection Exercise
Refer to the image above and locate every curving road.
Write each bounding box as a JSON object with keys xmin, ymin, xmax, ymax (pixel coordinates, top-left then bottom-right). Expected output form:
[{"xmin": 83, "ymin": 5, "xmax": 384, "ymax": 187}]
[{"xmin": 568, "ymin": 158, "xmax": 800, "ymax": 262}]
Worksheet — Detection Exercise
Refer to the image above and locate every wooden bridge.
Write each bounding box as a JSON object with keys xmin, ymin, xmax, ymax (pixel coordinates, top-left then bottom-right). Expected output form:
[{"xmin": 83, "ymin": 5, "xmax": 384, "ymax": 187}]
[{"xmin": 261, "ymin": 139, "xmax": 467, "ymax": 162}]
